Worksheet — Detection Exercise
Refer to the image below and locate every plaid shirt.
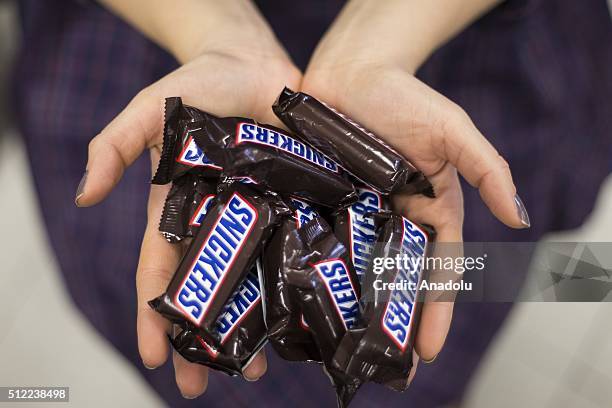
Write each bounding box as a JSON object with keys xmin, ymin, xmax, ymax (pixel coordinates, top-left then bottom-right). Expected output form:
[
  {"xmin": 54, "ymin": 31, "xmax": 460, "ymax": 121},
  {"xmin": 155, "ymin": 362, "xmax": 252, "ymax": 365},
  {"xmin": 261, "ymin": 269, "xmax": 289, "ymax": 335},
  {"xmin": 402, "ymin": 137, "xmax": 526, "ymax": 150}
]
[{"xmin": 13, "ymin": 0, "xmax": 612, "ymax": 406}]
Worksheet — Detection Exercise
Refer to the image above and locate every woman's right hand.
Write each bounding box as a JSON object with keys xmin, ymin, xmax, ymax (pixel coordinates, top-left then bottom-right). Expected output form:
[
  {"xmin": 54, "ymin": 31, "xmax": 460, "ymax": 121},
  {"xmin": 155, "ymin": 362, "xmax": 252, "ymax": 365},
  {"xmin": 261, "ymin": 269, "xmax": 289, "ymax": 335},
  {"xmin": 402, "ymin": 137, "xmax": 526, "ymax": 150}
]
[{"xmin": 75, "ymin": 4, "xmax": 301, "ymax": 397}]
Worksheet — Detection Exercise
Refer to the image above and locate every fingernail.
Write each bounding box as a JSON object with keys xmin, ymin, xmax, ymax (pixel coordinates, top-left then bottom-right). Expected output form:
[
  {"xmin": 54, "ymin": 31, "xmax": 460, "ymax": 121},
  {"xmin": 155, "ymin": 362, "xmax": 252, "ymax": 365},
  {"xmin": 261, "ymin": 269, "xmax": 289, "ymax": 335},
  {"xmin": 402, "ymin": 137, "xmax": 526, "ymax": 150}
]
[
  {"xmin": 181, "ymin": 393, "xmax": 200, "ymax": 400},
  {"xmin": 75, "ymin": 170, "xmax": 88, "ymax": 206},
  {"xmin": 514, "ymin": 194, "xmax": 530, "ymax": 228},
  {"xmin": 242, "ymin": 373, "xmax": 263, "ymax": 382},
  {"xmin": 422, "ymin": 354, "xmax": 438, "ymax": 364},
  {"xmin": 143, "ymin": 362, "xmax": 158, "ymax": 370}
]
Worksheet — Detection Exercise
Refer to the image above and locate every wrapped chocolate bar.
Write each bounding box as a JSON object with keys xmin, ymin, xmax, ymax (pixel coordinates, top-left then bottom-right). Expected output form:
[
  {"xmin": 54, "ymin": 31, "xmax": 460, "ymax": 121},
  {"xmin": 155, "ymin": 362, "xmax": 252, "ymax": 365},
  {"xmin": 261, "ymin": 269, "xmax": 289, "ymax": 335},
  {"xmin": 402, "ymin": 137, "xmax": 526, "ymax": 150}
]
[
  {"xmin": 190, "ymin": 114, "xmax": 357, "ymax": 207},
  {"xmin": 149, "ymin": 183, "xmax": 290, "ymax": 345},
  {"xmin": 273, "ymin": 88, "xmax": 434, "ymax": 197},
  {"xmin": 159, "ymin": 174, "xmax": 217, "ymax": 243},
  {"xmin": 151, "ymin": 97, "xmax": 221, "ymax": 185},
  {"xmin": 158, "ymin": 174, "xmax": 262, "ymax": 243},
  {"xmin": 284, "ymin": 217, "xmax": 362, "ymax": 406},
  {"xmin": 332, "ymin": 213, "xmax": 436, "ymax": 403},
  {"xmin": 170, "ymin": 267, "xmax": 267, "ymax": 376},
  {"xmin": 263, "ymin": 198, "xmax": 321, "ymax": 362},
  {"xmin": 334, "ymin": 186, "xmax": 388, "ymax": 282}
]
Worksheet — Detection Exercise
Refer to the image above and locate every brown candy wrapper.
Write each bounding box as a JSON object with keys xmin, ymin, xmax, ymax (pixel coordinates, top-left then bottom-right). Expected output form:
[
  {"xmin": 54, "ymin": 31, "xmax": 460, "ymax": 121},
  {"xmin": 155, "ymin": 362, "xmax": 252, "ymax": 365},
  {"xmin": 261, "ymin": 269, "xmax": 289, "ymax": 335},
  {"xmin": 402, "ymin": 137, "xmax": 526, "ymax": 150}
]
[
  {"xmin": 151, "ymin": 97, "xmax": 222, "ymax": 185},
  {"xmin": 284, "ymin": 217, "xmax": 362, "ymax": 407},
  {"xmin": 159, "ymin": 174, "xmax": 217, "ymax": 243},
  {"xmin": 190, "ymin": 113, "xmax": 357, "ymax": 207},
  {"xmin": 262, "ymin": 198, "xmax": 321, "ymax": 362},
  {"xmin": 333, "ymin": 186, "xmax": 389, "ymax": 282},
  {"xmin": 331, "ymin": 212, "xmax": 436, "ymax": 405},
  {"xmin": 169, "ymin": 267, "xmax": 267, "ymax": 377},
  {"xmin": 273, "ymin": 88, "xmax": 434, "ymax": 197},
  {"xmin": 149, "ymin": 183, "xmax": 290, "ymax": 346}
]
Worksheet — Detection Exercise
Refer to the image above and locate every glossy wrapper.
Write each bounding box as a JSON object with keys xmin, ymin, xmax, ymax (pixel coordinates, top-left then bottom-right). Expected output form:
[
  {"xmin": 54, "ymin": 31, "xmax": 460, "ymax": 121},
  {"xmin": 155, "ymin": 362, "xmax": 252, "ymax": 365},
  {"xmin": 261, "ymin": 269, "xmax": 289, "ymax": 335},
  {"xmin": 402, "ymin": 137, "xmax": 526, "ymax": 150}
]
[
  {"xmin": 333, "ymin": 186, "xmax": 388, "ymax": 282},
  {"xmin": 263, "ymin": 198, "xmax": 321, "ymax": 362},
  {"xmin": 284, "ymin": 217, "xmax": 362, "ymax": 407},
  {"xmin": 272, "ymin": 88, "xmax": 434, "ymax": 197},
  {"xmin": 151, "ymin": 97, "xmax": 221, "ymax": 185},
  {"xmin": 159, "ymin": 174, "xmax": 217, "ymax": 243},
  {"xmin": 170, "ymin": 268, "xmax": 267, "ymax": 377},
  {"xmin": 149, "ymin": 183, "xmax": 290, "ymax": 346},
  {"xmin": 190, "ymin": 113, "xmax": 357, "ymax": 207},
  {"xmin": 332, "ymin": 212, "xmax": 436, "ymax": 404}
]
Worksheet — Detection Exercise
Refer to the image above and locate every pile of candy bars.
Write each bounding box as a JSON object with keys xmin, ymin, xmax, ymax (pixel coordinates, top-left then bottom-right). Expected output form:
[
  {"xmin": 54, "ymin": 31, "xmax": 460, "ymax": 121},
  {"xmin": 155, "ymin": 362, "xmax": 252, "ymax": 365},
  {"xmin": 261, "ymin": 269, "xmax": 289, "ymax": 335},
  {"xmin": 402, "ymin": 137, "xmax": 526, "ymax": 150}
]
[{"xmin": 149, "ymin": 88, "xmax": 436, "ymax": 407}]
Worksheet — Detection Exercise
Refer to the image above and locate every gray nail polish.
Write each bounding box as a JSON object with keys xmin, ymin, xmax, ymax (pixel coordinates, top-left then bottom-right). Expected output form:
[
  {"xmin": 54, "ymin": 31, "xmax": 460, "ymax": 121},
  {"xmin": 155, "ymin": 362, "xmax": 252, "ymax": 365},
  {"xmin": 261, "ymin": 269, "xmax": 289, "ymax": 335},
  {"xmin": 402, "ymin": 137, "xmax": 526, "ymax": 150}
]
[
  {"xmin": 514, "ymin": 194, "xmax": 530, "ymax": 228},
  {"xmin": 422, "ymin": 354, "xmax": 438, "ymax": 364},
  {"xmin": 75, "ymin": 170, "xmax": 88, "ymax": 206}
]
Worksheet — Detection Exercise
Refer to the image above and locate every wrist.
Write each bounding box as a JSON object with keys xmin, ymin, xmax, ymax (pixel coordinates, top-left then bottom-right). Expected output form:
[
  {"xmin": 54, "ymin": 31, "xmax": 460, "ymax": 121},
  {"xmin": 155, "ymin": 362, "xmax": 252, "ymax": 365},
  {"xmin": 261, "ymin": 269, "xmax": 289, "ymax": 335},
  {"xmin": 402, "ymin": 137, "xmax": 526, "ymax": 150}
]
[
  {"xmin": 99, "ymin": 0, "xmax": 287, "ymax": 65},
  {"xmin": 168, "ymin": 1, "xmax": 286, "ymax": 64},
  {"xmin": 307, "ymin": 0, "xmax": 502, "ymax": 75}
]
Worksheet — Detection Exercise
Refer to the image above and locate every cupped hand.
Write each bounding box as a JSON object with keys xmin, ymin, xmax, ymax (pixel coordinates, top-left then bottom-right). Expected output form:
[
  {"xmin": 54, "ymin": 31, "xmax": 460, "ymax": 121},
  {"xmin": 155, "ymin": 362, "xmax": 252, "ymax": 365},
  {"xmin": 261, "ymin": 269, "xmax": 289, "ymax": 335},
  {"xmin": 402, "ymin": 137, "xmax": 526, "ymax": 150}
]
[
  {"xmin": 302, "ymin": 60, "xmax": 529, "ymax": 376},
  {"xmin": 76, "ymin": 48, "xmax": 301, "ymax": 398}
]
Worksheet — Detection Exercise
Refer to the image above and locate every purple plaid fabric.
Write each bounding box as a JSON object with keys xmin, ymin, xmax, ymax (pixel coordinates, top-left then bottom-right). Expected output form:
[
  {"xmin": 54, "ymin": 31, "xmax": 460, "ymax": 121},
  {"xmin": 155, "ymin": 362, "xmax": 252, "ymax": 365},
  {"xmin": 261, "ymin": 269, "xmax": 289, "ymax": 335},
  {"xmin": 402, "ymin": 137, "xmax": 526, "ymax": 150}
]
[{"xmin": 12, "ymin": 0, "xmax": 612, "ymax": 407}]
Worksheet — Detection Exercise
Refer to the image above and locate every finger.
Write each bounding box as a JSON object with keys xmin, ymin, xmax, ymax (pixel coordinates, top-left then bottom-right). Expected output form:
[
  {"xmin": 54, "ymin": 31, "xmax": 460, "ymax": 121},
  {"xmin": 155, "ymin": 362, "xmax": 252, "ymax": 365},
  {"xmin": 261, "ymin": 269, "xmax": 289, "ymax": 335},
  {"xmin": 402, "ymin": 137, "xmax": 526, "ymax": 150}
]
[
  {"xmin": 439, "ymin": 110, "xmax": 528, "ymax": 229},
  {"xmin": 136, "ymin": 185, "xmax": 179, "ymax": 368},
  {"xmin": 414, "ymin": 220, "xmax": 458, "ymax": 360},
  {"xmin": 173, "ymin": 350, "xmax": 209, "ymax": 399},
  {"xmin": 77, "ymin": 87, "xmax": 162, "ymax": 207},
  {"xmin": 415, "ymin": 301, "xmax": 454, "ymax": 361},
  {"xmin": 242, "ymin": 349, "xmax": 268, "ymax": 381},
  {"xmin": 391, "ymin": 167, "xmax": 462, "ymax": 360},
  {"xmin": 136, "ymin": 150, "xmax": 181, "ymax": 369}
]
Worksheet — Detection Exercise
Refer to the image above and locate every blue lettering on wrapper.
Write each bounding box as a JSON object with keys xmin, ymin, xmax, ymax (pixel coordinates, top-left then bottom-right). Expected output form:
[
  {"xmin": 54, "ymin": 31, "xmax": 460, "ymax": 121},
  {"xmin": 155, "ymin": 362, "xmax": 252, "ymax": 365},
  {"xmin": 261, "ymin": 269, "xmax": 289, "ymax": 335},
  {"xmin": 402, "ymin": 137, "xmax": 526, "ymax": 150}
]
[
  {"xmin": 215, "ymin": 272, "xmax": 261, "ymax": 343},
  {"xmin": 190, "ymin": 195, "xmax": 216, "ymax": 227},
  {"xmin": 175, "ymin": 193, "xmax": 258, "ymax": 325},
  {"xmin": 290, "ymin": 198, "xmax": 318, "ymax": 228},
  {"xmin": 313, "ymin": 259, "xmax": 359, "ymax": 329},
  {"xmin": 177, "ymin": 134, "xmax": 221, "ymax": 169},
  {"xmin": 349, "ymin": 188, "xmax": 383, "ymax": 279},
  {"xmin": 236, "ymin": 123, "xmax": 340, "ymax": 173},
  {"xmin": 381, "ymin": 217, "xmax": 428, "ymax": 350}
]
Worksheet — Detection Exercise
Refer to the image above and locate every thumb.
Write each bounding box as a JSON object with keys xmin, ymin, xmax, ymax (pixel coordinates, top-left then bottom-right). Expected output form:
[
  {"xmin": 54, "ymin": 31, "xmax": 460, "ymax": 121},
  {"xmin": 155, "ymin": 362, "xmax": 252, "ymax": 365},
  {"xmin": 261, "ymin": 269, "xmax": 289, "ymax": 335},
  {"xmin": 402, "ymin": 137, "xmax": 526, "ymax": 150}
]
[{"xmin": 75, "ymin": 87, "xmax": 162, "ymax": 207}]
